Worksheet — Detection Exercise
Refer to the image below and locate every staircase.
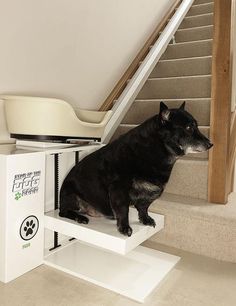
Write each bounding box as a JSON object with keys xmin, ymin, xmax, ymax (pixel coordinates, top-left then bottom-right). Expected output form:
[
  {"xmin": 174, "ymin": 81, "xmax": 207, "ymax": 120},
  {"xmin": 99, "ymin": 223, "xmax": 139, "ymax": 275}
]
[
  {"xmin": 112, "ymin": 0, "xmax": 236, "ymax": 263},
  {"xmin": 113, "ymin": 0, "xmax": 213, "ymax": 200}
]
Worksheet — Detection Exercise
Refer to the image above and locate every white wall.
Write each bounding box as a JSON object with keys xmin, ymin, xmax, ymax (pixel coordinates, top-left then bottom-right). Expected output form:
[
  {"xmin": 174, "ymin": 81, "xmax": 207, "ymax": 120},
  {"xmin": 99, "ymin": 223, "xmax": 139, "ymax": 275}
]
[
  {"xmin": 0, "ymin": 0, "xmax": 174, "ymax": 141},
  {"xmin": 0, "ymin": 0, "xmax": 174, "ymax": 108}
]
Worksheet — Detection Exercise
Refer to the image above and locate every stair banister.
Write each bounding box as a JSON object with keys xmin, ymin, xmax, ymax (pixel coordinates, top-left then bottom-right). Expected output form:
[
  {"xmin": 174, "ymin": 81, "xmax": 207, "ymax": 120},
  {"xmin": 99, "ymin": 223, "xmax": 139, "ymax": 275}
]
[{"xmin": 101, "ymin": 0, "xmax": 194, "ymax": 144}]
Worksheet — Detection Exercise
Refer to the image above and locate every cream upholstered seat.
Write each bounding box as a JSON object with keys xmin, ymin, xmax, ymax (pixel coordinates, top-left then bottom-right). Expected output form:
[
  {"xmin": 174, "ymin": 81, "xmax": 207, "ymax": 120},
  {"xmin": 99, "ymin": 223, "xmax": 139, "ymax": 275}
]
[{"xmin": 2, "ymin": 95, "xmax": 113, "ymax": 142}]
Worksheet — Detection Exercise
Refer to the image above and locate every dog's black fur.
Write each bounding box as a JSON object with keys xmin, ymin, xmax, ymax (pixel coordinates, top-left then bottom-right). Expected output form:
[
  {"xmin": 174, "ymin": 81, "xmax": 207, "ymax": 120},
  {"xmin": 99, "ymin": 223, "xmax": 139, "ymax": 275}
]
[{"xmin": 59, "ymin": 102, "xmax": 212, "ymax": 236}]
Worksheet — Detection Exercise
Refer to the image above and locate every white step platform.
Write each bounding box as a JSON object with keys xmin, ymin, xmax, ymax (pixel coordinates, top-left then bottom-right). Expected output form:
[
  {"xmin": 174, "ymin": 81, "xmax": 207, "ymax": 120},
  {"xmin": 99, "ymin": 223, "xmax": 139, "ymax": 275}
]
[
  {"xmin": 44, "ymin": 209, "xmax": 180, "ymax": 302},
  {"xmin": 45, "ymin": 208, "xmax": 164, "ymax": 255},
  {"xmin": 44, "ymin": 241, "xmax": 180, "ymax": 303}
]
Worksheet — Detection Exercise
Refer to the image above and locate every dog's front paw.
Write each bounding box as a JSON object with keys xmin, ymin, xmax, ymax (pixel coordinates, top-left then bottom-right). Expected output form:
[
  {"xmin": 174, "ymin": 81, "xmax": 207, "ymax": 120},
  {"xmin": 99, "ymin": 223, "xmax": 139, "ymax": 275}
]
[
  {"xmin": 76, "ymin": 215, "xmax": 89, "ymax": 224},
  {"xmin": 140, "ymin": 216, "xmax": 156, "ymax": 228},
  {"xmin": 118, "ymin": 225, "xmax": 133, "ymax": 237}
]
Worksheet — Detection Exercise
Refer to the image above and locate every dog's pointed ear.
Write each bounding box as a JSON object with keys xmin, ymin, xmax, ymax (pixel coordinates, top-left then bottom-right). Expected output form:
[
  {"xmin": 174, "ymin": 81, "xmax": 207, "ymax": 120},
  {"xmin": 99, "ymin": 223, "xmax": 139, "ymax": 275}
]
[
  {"xmin": 179, "ymin": 101, "xmax": 186, "ymax": 110},
  {"xmin": 159, "ymin": 101, "xmax": 170, "ymax": 122}
]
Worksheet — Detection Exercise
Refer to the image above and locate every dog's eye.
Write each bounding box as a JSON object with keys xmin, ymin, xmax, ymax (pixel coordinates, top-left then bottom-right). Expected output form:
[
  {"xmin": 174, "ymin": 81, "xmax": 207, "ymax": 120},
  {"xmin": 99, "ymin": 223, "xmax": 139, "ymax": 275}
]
[{"xmin": 186, "ymin": 125, "xmax": 192, "ymax": 131}]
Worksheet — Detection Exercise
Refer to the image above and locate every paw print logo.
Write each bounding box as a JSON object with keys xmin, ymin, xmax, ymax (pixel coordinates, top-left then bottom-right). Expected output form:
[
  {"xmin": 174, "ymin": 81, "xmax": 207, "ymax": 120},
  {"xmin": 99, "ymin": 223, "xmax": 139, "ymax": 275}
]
[
  {"xmin": 24, "ymin": 220, "xmax": 35, "ymax": 237},
  {"xmin": 15, "ymin": 192, "xmax": 22, "ymax": 200},
  {"xmin": 20, "ymin": 216, "xmax": 39, "ymax": 241}
]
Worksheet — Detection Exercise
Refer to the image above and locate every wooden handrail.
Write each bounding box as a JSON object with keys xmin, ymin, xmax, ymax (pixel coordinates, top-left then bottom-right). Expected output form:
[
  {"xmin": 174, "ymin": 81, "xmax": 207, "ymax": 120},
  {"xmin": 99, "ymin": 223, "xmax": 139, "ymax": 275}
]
[
  {"xmin": 99, "ymin": 0, "xmax": 181, "ymax": 111},
  {"xmin": 208, "ymin": 0, "xmax": 233, "ymax": 204}
]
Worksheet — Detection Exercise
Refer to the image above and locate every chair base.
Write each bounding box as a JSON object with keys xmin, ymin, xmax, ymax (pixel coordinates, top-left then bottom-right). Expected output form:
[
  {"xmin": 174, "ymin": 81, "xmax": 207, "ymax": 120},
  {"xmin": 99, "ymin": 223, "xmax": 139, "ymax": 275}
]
[{"xmin": 11, "ymin": 133, "xmax": 101, "ymax": 143}]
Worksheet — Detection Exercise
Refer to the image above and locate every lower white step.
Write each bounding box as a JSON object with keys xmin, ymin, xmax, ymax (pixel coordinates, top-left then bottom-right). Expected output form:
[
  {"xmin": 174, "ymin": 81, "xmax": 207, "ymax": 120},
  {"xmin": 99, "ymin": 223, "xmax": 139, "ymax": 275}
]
[
  {"xmin": 44, "ymin": 241, "xmax": 180, "ymax": 303},
  {"xmin": 45, "ymin": 208, "xmax": 164, "ymax": 255}
]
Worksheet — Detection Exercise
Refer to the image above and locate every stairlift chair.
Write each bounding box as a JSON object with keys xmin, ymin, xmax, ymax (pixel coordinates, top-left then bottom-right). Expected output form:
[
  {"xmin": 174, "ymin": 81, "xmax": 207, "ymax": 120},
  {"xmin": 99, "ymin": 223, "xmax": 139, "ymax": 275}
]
[{"xmin": 1, "ymin": 95, "xmax": 113, "ymax": 142}]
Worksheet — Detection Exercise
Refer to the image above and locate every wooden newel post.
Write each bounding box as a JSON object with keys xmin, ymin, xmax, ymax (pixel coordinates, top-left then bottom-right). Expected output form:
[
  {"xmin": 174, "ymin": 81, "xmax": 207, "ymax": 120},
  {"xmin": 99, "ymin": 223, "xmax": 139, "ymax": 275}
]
[{"xmin": 208, "ymin": 0, "xmax": 232, "ymax": 204}]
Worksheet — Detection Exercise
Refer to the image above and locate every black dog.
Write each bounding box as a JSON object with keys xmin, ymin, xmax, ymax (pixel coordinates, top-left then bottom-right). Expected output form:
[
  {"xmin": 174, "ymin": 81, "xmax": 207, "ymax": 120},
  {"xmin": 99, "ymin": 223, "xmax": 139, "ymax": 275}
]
[{"xmin": 59, "ymin": 102, "xmax": 212, "ymax": 236}]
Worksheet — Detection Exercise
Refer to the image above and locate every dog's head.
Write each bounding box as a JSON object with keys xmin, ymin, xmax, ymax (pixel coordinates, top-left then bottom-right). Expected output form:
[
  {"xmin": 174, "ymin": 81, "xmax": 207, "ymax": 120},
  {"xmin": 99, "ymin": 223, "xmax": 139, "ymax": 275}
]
[{"xmin": 158, "ymin": 101, "xmax": 213, "ymax": 155}]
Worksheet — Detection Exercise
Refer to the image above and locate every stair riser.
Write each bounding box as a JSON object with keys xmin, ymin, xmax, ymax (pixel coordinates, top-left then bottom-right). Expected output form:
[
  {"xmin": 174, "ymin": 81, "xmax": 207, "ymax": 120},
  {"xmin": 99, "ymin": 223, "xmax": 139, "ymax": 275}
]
[
  {"xmin": 147, "ymin": 213, "xmax": 236, "ymax": 263},
  {"xmin": 123, "ymin": 99, "xmax": 210, "ymax": 126},
  {"xmin": 165, "ymin": 160, "xmax": 208, "ymax": 199},
  {"xmin": 161, "ymin": 40, "xmax": 212, "ymax": 60},
  {"xmin": 137, "ymin": 76, "xmax": 211, "ymax": 99},
  {"xmin": 174, "ymin": 26, "xmax": 213, "ymax": 43},
  {"xmin": 150, "ymin": 56, "xmax": 212, "ymax": 78},
  {"xmin": 113, "ymin": 125, "xmax": 209, "ymax": 159},
  {"xmin": 194, "ymin": 0, "xmax": 213, "ymax": 4},
  {"xmin": 179, "ymin": 14, "xmax": 213, "ymax": 29},
  {"xmin": 187, "ymin": 3, "xmax": 214, "ymax": 16}
]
